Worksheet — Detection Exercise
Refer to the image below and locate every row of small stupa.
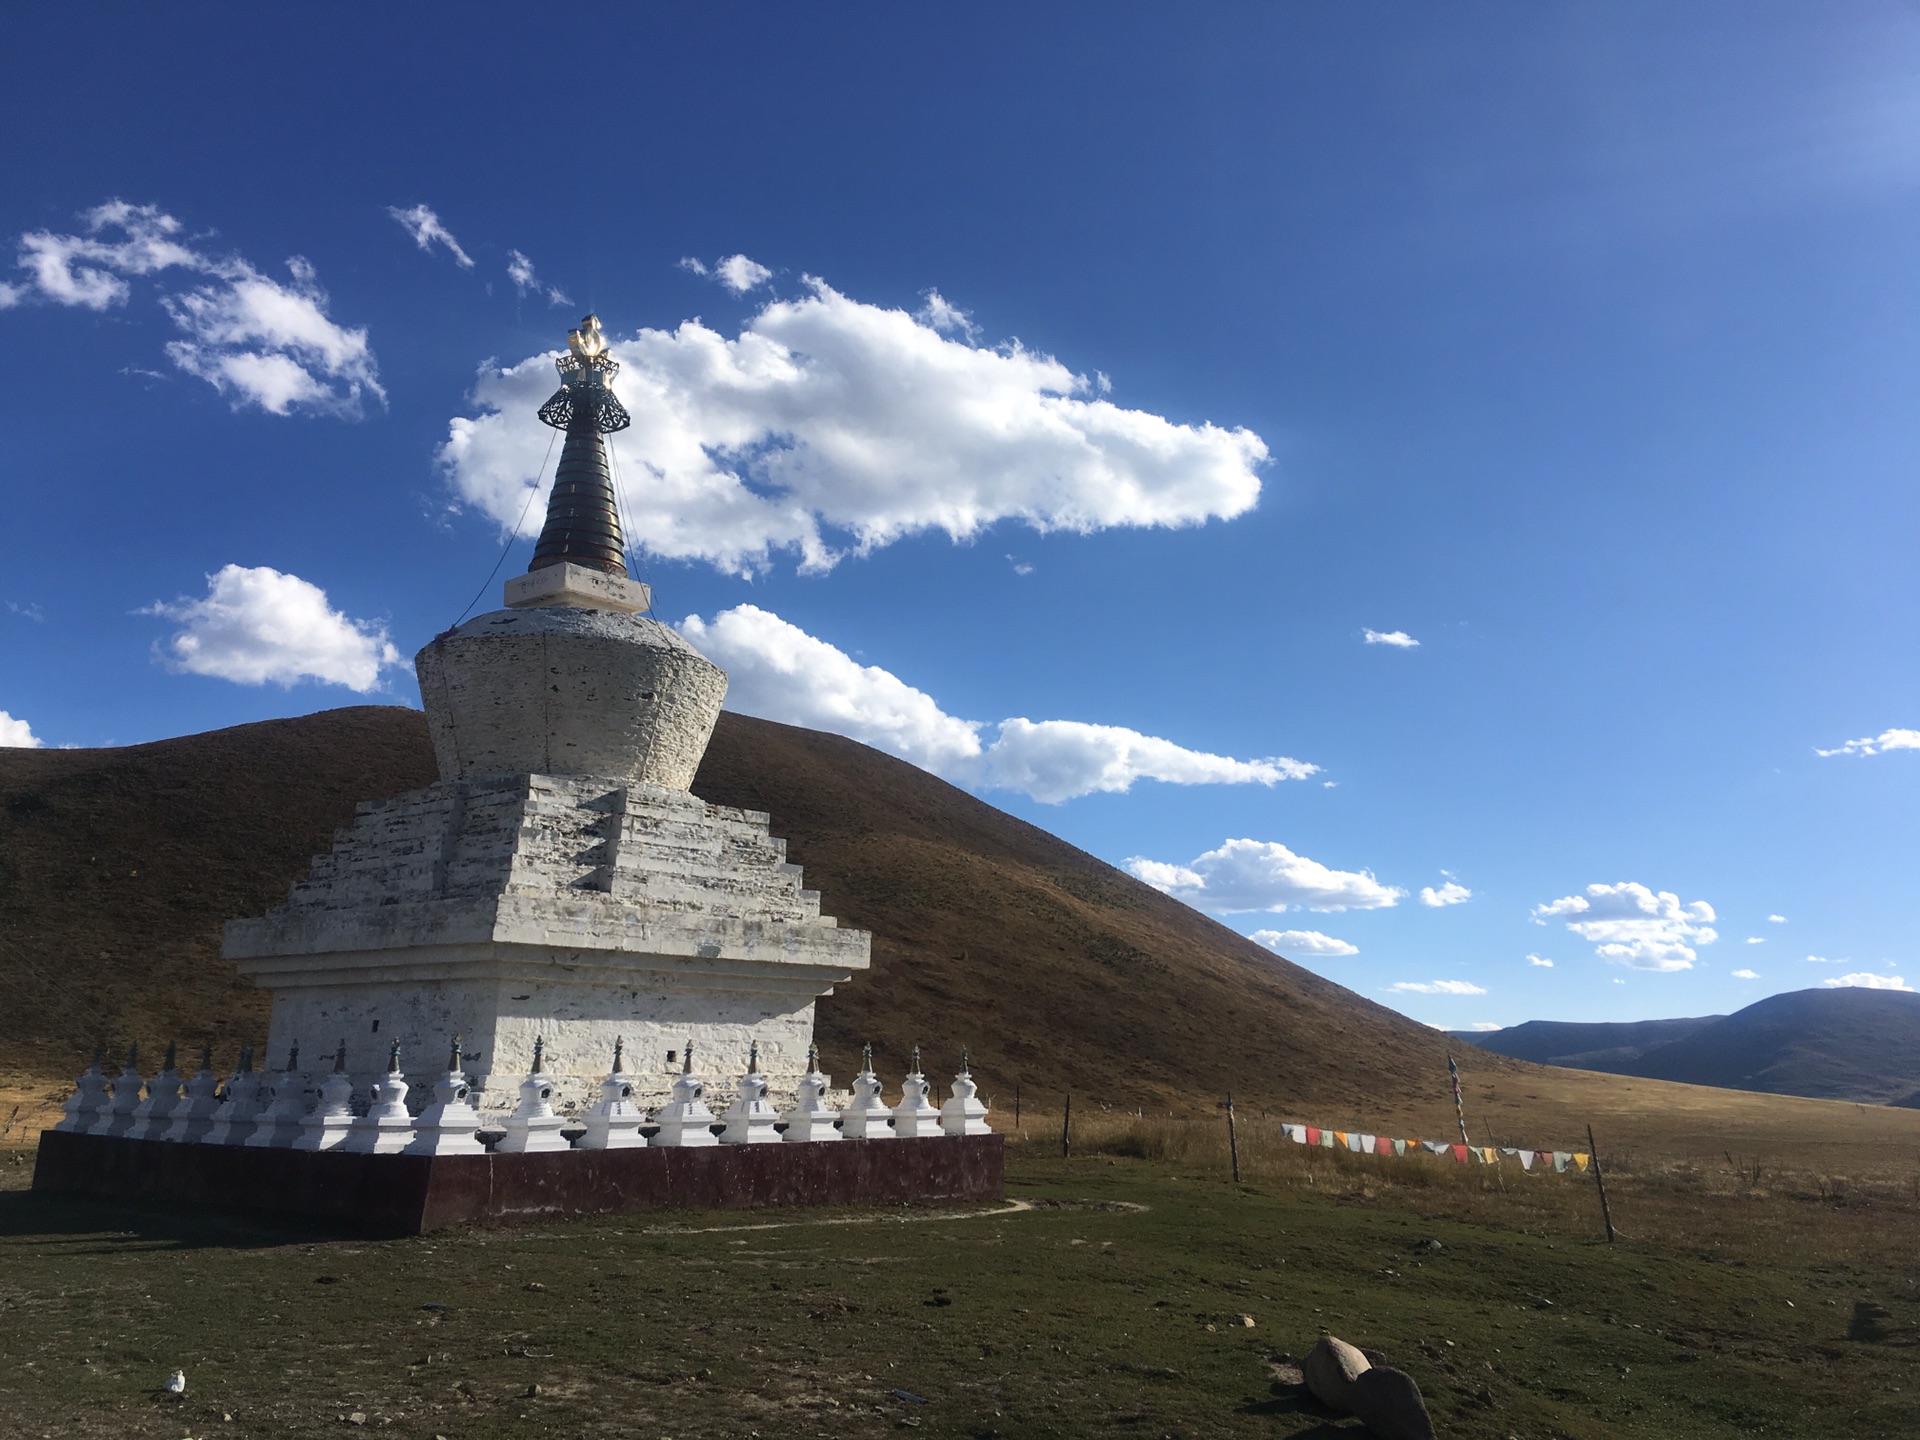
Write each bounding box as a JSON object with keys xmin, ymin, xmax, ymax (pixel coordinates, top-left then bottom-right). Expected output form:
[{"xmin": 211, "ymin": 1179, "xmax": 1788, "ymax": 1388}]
[{"xmin": 54, "ymin": 1038, "xmax": 990, "ymax": 1155}]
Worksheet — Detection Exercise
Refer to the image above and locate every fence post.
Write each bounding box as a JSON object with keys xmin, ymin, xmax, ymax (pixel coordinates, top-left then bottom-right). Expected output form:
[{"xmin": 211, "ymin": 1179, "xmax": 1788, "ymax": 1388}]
[
  {"xmin": 1587, "ymin": 1123, "xmax": 1616, "ymax": 1243},
  {"xmin": 1227, "ymin": 1091, "xmax": 1241, "ymax": 1184},
  {"xmin": 1061, "ymin": 1090, "xmax": 1072, "ymax": 1158}
]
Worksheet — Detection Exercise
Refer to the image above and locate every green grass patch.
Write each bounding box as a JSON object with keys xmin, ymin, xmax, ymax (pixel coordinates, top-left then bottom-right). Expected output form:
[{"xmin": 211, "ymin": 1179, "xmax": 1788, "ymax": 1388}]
[{"xmin": 1, "ymin": 1143, "xmax": 1916, "ymax": 1438}]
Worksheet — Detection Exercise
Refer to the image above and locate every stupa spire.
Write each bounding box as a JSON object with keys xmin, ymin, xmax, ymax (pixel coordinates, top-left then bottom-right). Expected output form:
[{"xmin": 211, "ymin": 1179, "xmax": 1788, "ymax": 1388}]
[
  {"xmin": 500, "ymin": 314, "xmax": 652, "ymax": 614},
  {"xmin": 531, "ymin": 314, "xmax": 630, "ymax": 577}
]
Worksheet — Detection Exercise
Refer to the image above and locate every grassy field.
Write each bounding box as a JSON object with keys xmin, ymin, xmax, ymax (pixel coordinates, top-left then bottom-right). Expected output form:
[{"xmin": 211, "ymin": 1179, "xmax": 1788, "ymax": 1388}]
[{"xmin": 4, "ymin": 1109, "xmax": 1918, "ymax": 1440}]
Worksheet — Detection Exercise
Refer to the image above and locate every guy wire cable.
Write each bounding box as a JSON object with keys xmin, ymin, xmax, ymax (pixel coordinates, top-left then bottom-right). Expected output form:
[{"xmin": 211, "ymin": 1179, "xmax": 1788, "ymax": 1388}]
[{"xmin": 449, "ymin": 425, "xmax": 558, "ymax": 630}]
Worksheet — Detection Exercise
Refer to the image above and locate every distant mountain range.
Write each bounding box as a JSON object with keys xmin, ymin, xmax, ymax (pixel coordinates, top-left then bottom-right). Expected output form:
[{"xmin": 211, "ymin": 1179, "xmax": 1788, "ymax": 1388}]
[{"xmin": 1455, "ymin": 988, "xmax": 1920, "ymax": 1106}]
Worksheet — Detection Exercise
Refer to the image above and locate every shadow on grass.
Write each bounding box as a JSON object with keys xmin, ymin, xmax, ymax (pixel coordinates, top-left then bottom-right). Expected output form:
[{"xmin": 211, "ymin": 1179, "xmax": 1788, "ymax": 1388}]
[{"xmin": 0, "ymin": 1187, "xmax": 384, "ymax": 1249}]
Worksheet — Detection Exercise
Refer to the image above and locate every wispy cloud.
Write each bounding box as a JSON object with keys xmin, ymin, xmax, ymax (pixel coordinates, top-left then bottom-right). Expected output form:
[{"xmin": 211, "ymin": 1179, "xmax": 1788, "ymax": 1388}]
[
  {"xmin": 1768, "ymin": 914, "xmax": 1788, "ymax": 924},
  {"xmin": 679, "ymin": 253, "xmax": 773, "ymax": 295},
  {"xmin": 1363, "ymin": 628, "xmax": 1419, "ymax": 648},
  {"xmin": 1526, "ymin": 954, "xmax": 1554, "ymax": 967},
  {"xmin": 679, "ymin": 604, "xmax": 1310, "ymax": 805},
  {"xmin": 441, "ymin": 273, "xmax": 1266, "ymax": 576},
  {"xmin": 1732, "ymin": 969, "xmax": 1760, "ymax": 980},
  {"xmin": 506, "ymin": 249, "xmax": 570, "ymax": 306},
  {"xmin": 1533, "ymin": 881, "xmax": 1717, "ymax": 972},
  {"xmin": 1128, "ymin": 840, "xmax": 1399, "ymax": 915},
  {"xmin": 1816, "ymin": 727, "xmax": 1920, "ymax": 758},
  {"xmin": 1392, "ymin": 979, "xmax": 1487, "ymax": 995},
  {"xmin": 1420, "ymin": 880, "xmax": 1472, "ymax": 908},
  {"xmin": 142, "ymin": 565, "xmax": 400, "ymax": 692},
  {"xmin": 1, "ymin": 201, "xmax": 380, "ymax": 416},
  {"xmin": 1250, "ymin": 929, "xmax": 1358, "ymax": 958},
  {"xmin": 387, "ymin": 204, "xmax": 473, "ymax": 269}
]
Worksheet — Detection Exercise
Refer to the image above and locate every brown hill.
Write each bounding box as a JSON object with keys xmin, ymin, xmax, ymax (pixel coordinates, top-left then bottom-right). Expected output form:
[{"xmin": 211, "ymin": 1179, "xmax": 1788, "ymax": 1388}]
[{"xmin": 0, "ymin": 704, "xmax": 1493, "ymax": 1115}]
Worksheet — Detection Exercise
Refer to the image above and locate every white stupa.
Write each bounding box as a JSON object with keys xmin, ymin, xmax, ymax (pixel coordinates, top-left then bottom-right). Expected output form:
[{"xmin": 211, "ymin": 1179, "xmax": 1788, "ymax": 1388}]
[
  {"xmin": 222, "ymin": 315, "xmax": 869, "ymax": 1118},
  {"xmin": 840, "ymin": 1044, "xmax": 894, "ymax": 1141}
]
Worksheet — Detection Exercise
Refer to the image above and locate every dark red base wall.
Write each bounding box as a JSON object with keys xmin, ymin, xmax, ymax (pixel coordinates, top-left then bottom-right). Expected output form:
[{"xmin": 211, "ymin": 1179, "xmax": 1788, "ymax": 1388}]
[{"xmin": 31, "ymin": 1130, "xmax": 1005, "ymax": 1234}]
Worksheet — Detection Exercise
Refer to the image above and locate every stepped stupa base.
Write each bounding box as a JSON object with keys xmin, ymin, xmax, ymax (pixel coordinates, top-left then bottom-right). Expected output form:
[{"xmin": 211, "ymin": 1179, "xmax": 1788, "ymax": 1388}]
[{"xmin": 30, "ymin": 1129, "xmax": 1004, "ymax": 1235}]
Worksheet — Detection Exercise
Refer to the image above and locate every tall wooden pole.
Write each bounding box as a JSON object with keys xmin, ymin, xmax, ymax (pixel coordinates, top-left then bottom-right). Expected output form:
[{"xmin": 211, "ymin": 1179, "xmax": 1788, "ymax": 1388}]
[
  {"xmin": 1061, "ymin": 1091, "xmax": 1072, "ymax": 1158},
  {"xmin": 1014, "ymin": 1083, "xmax": 1021, "ymax": 1129},
  {"xmin": 1226, "ymin": 1091, "xmax": 1241, "ymax": 1184},
  {"xmin": 1587, "ymin": 1123, "xmax": 1616, "ymax": 1243}
]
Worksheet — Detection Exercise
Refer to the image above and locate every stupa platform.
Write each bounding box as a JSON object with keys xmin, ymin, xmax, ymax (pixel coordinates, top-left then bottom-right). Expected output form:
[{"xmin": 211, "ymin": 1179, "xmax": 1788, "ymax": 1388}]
[{"xmin": 30, "ymin": 1129, "xmax": 1004, "ymax": 1235}]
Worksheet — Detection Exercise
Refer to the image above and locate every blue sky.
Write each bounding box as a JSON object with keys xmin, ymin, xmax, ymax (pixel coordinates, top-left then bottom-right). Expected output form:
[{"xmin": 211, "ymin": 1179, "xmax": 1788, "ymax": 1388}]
[{"xmin": 3, "ymin": 5, "xmax": 1916, "ymax": 1028}]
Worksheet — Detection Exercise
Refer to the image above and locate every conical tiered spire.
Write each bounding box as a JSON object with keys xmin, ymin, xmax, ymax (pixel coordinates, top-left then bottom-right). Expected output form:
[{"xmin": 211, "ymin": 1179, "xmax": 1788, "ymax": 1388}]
[{"xmin": 530, "ymin": 314, "xmax": 631, "ymax": 577}]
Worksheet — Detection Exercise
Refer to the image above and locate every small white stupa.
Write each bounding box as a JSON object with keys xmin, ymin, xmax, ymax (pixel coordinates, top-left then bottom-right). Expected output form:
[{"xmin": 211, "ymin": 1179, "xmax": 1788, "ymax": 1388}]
[
  {"xmin": 651, "ymin": 1040, "xmax": 719, "ymax": 1147},
  {"xmin": 223, "ymin": 314, "xmax": 869, "ymax": 1119},
  {"xmin": 90, "ymin": 1045, "xmax": 145, "ymax": 1138},
  {"xmin": 340, "ymin": 1042, "xmax": 414, "ymax": 1155},
  {"xmin": 939, "ymin": 1049, "xmax": 992, "ymax": 1136},
  {"xmin": 720, "ymin": 1041, "xmax": 781, "ymax": 1144},
  {"xmin": 496, "ymin": 1037, "xmax": 570, "ymax": 1153},
  {"xmin": 578, "ymin": 1038, "xmax": 647, "ymax": 1150},
  {"xmin": 779, "ymin": 1044, "xmax": 841, "ymax": 1142},
  {"xmin": 161, "ymin": 1045, "xmax": 222, "ymax": 1143},
  {"xmin": 891, "ymin": 1046, "xmax": 941, "ymax": 1139},
  {"xmin": 126, "ymin": 1043, "xmax": 184, "ymax": 1141},
  {"xmin": 292, "ymin": 1041, "xmax": 356, "ymax": 1152},
  {"xmin": 840, "ymin": 1043, "xmax": 894, "ymax": 1140},
  {"xmin": 55, "ymin": 1048, "xmax": 110, "ymax": 1134},
  {"xmin": 405, "ymin": 1036, "xmax": 487, "ymax": 1156},
  {"xmin": 245, "ymin": 1044, "xmax": 310, "ymax": 1148},
  {"xmin": 203, "ymin": 1047, "xmax": 262, "ymax": 1146}
]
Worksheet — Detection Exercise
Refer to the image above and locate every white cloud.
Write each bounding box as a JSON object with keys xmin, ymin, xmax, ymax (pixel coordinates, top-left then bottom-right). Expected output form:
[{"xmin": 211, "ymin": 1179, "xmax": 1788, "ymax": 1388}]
[
  {"xmin": 387, "ymin": 204, "xmax": 473, "ymax": 268},
  {"xmin": 1363, "ymin": 629, "xmax": 1419, "ymax": 648},
  {"xmin": 1420, "ymin": 881, "xmax": 1472, "ymax": 908},
  {"xmin": 917, "ymin": 289, "xmax": 978, "ymax": 339},
  {"xmin": 679, "ymin": 604, "xmax": 1310, "ymax": 804},
  {"xmin": 680, "ymin": 253, "xmax": 773, "ymax": 295},
  {"xmin": 506, "ymin": 249, "xmax": 570, "ymax": 306},
  {"xmin": 2, "ymin": 201, "xmax": 379, "ymax": 416},
  {"xmin": 1467, "ymin": 1022, "xmax": 1501, "ymax": 1032},
  {"xmin": 1732, "ymin": 969, "xmax": 1760, "ymax": 980},
  {"xmin": 1745, "ymin": 936, "xmax": 1766, "ymax": 945},
  {"xmin": 1532, "ymin": 881, "xmax": 1718, "ymax": 972},
  {"xmin": 1825, "ymin": 972, "xmax": 1913, "ymax": 991},
  {"xmin": 1392, "ymin": 980, "xmax": 1488, "ymax": 995},
  {"xmin": 1768, "ymin": 914, "xmax": 1788, "ymax": 924},
  {"xmin": 1126, "ymin": 839, "xmax": 1399, "ymax": 915},
  {"xmin": 1816, "ymin": 727, "xmax": 1920, "ymax": 758},
  {"xmin": 1250, "ymin": 929, "xmax": 1359, "ymax": 958},
  {"xmin": 1804, "ymin": 954, "xmax": 1839, "ymax": 964},
  {"xmin": 1526, "ymin": 954, "xmax": 1554, "ymax": 967},
  {"xmin": 0, "ymin": 711, "xmax": 43, "ymax": 748},
  {"xmin": 142, "ymin": 565, "xmax": 400, "ymax": 692},
  {"xmin": 440, "ymin": 275, "xmax": 1266, "ymax": 576}
]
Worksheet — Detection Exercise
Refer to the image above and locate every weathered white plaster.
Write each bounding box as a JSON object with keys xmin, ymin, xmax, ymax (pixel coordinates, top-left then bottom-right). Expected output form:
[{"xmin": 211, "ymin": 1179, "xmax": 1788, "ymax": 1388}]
[
  {"xmin": 841, "ymin": 1051, "xmax": 894, "ymax": 1140},
  {"xmin": 940, "ymin": 1059, "xmax": 992, "ymax": 1137},
  {"xmin": 415, "ymin": 607, "xmax": 725, "ymax": 791},
  {"xmin": 125, "ymin": 1047, "xmax": 184, "ymax": 1141},
  {"xmin": 292, "ymin": 1048, "xmax": 356, "ymax": 1152},
  {"xmin": 779, "ymin": 1047, "xmax": 841, "ymax": 1142},
  {"xmin": 720, "ymin": 1045, "xmax": 781, "ymax": 1144},
  {"xmin": 340, "ymin": 1050, "xmax": 414, "ymax": 1154},
  {"xmin": 652, "ymin": 1052, "xmax": 719, "ymax": 1147},
  {"xmin": 55, "ymin": 1052, "xmax": 110, "ymax": 1134},
  {"xmin": 203, "ymin": 1052, "xmax": 265, "ymax": 1146},
  {"xmin": 245, "ymin": 1050, "xmax": 312, "ymax": 1147},
  {"xmin": 504, "ymin": 561, "xmax": 650, "ymax": 615},
  {"xmin": 405, "ymin": 1041, "xmax": 487, "ymax": 1156},
  {"xmin": 161, "ymin": 1050, "xmax": 222, "ymax": 1143},
  {"xmin": 578, "ymin": 1040, "xmax": 647, "ymax": 1149},
  {"xmin": 228, "ymin": 770, "xmax": 869, "ymax": 1120},
  {"xmin": 90, "ymin": 1049, "xmax": 146, "ymax": 1137},
  {"xmin": 497, "ymin": 1044, "xmax": 569, "ymax": 1152},
  {"xmin": 892, "ymin": 1052, "xmax": 940, "ymax": 1139}
]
